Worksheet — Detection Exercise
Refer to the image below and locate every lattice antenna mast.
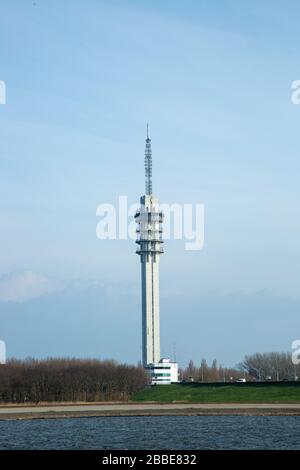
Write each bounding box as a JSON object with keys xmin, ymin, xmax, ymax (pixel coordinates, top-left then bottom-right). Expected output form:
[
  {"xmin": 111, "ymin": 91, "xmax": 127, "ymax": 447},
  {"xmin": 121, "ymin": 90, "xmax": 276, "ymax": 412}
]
[{"xmin": 145, "ymin": 123, "xmax": 152, "ymax": 195}]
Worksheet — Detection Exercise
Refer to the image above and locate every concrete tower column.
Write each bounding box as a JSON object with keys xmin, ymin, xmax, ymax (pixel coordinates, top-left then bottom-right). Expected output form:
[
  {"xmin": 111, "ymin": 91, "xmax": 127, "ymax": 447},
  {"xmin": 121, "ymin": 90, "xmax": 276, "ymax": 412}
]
[{"xmin": 135, "ymin": 129, "xmax": 163, "ymax": 366}]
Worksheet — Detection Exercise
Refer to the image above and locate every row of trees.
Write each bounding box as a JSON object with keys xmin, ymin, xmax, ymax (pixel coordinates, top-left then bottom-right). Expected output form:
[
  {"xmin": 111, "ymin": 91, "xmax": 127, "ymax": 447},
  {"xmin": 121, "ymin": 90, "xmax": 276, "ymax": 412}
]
[
  {"xmin": 0, "ymin": 358, "xmax": 148, "ymax": 403},
  {"xmin": 180, "ymin": 359, "xmax": 247, "ymax": 382},
  {"xmin": 240, "ymin": 352, "xmax": 299, "ymax": 381},
  {"xmin": 180, "ymin": 352, "xmax": 300, "ymax": 382}
]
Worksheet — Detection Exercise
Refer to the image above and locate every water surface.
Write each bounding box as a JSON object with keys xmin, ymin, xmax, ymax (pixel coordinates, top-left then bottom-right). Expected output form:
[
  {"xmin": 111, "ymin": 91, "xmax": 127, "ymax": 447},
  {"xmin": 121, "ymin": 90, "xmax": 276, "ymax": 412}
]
[{"xmin": 0, "ymin": 416, "xmax": 299, "ymax": 449}]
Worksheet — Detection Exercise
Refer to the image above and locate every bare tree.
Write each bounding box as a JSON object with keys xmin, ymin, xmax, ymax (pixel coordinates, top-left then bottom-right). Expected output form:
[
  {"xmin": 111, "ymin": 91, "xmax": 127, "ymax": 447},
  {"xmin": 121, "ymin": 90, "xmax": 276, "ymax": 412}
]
[
  {"xmin": 240, "ymin": 352, "xmax": 299, "ymax": 381},
  {"xmin": 0, "ymin": 358, "xmax": 148, "ymax": 404}
]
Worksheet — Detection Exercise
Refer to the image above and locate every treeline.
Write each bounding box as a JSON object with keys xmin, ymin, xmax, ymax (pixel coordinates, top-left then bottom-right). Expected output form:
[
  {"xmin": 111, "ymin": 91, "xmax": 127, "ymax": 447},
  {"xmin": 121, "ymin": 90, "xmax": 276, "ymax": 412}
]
[
  {"xmin": 180, "ymin": 352, "xmax": 300, "ymax": 382},
  {"xmin": 0, "ymin": 358, "xmax": 148, "ymax": 403},
  {"xmin": 180, "ymin": 359, "xmax": 246, "ymax": 382},
  {"xmin": 240, "ymin": 352, "xmax": 299, "ymax": 381}
]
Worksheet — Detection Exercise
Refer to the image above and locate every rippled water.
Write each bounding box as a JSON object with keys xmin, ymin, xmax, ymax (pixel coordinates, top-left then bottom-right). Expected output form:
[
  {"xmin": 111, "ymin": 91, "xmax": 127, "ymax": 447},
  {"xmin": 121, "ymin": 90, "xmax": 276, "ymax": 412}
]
[{"xmin": 0, "ymin": 416, "xmax": 299, "ymax": 449}]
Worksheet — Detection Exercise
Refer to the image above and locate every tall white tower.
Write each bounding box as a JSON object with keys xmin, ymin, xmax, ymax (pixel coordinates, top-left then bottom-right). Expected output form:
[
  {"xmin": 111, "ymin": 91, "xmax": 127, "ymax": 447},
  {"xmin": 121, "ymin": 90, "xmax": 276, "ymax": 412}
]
[{"xmin": 135, "ymin": 126, "xmax": 164, "ymax": 366}]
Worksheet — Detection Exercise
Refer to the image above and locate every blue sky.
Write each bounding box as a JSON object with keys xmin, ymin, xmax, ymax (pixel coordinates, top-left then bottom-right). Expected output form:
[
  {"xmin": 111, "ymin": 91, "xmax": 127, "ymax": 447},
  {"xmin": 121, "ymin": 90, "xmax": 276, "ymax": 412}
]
[{"xmin": 0, "ymin": 0, "xmax": 300, "ymax": 366}]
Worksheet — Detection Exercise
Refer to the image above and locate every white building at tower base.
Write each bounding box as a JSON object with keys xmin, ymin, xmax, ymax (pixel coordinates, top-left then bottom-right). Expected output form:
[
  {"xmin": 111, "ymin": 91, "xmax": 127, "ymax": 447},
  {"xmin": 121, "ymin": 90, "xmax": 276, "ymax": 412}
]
[{"xmin": 145, "ymin": 359, "xmax": 178, "ymax": 385}]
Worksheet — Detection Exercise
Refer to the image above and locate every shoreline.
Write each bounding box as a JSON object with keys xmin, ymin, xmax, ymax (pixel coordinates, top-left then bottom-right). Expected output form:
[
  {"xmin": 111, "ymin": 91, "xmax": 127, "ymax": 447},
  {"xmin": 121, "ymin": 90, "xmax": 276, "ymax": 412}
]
[{"xmin": 1, "ymin": 403, "xmax": 300, "ymax": 420}]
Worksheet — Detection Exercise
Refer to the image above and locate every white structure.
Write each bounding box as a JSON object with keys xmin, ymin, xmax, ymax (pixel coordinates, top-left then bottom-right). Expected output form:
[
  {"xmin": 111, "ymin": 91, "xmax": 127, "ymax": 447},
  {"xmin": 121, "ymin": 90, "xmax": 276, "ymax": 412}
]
[
  {"xmin": 0, "ymin": 340, "xmax": 6, "ymax": 365},
  {"xmin": 135, "ymin": 126, "xmax": 178, "ymax": 384},
  {"xmin": 146, "ymin": 359, "xmax": 178, "ymax": 385},
  {"xmin": 135, "ymin": 126, "xmax": 163, "ymax": 366}
]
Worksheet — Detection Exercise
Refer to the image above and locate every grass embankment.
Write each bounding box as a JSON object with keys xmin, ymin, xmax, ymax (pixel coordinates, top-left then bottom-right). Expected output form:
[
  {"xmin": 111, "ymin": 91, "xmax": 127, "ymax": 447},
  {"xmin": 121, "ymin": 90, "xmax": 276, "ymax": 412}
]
[{"xmin": 133, "ymin": 383, "xmax": 300, "ymax": 403}]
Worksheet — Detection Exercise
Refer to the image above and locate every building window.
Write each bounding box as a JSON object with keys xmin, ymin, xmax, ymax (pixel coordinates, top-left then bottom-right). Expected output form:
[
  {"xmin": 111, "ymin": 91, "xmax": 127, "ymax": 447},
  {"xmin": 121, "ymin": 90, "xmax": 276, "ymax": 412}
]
[{"xmin": 151, "ymin": 373, "xmax": 171, "ymax": 377}]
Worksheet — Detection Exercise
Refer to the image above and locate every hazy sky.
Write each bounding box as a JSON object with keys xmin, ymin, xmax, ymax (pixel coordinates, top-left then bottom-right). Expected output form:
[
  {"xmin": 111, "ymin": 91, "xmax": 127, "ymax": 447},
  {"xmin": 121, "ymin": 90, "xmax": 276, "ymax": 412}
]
[{"xmin": 0, "ymin": 1, "xmax": 300, "ymax": 366}]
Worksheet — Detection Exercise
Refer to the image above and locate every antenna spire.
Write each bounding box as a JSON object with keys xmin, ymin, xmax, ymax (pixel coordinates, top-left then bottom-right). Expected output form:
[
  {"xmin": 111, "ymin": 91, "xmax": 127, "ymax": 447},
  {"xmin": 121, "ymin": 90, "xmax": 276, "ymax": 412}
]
[{"xmin": 145, "ymin": 123, "xmax": 152, "ymax": 195}]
